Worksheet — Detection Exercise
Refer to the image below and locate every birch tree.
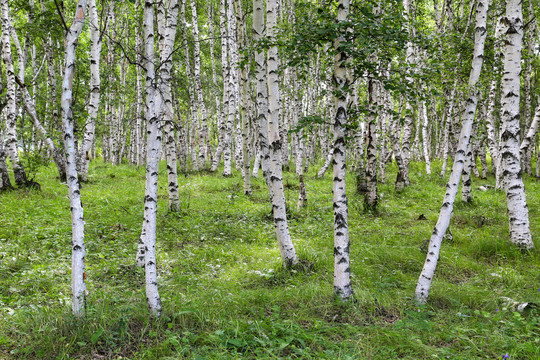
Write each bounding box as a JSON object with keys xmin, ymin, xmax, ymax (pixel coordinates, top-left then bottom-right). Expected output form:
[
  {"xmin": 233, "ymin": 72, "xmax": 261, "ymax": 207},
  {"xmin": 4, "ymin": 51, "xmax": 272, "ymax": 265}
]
[
  {"xmin": 415, "ymin": 0, "xmax": 489, "ymax": 304},
  {"xmin": 59, "ymin": 0, "xmax": 88, "ymax": 318},
  {"xmin": 1, "ymin": 0, "xmax": 28, "ymax": 187},
  {"xmin": 498, "ymin": 0, "xmax": 534, "ymax": 249},
  {"xmin": 254, "ymin": 0, "xmax": 298, "ymax": 267},
  {"xmin": 78, "ymin": 0, "xmax": 103, "ymax": 182},
  {"xmin": 136, "ymin": 0, "xmax": 163, "ymax": 317},
  {"xmin": 332, "ymin": 0, "xmax": 353, "ymax": 300}
]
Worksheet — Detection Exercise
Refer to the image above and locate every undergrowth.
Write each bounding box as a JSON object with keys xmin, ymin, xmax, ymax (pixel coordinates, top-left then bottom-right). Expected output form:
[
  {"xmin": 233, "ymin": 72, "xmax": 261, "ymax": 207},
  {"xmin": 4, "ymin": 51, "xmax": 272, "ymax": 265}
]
[{"xmin": 0, "ymin": 159, "xmax": 538, "ymax": 359}]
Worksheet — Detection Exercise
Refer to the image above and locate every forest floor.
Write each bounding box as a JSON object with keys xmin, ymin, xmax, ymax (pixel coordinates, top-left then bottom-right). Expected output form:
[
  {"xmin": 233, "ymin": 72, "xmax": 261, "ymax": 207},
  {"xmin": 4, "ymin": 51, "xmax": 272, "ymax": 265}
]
[{"xmin": 0, "ymin": 159, "xmax": 539, "ymax": 359}]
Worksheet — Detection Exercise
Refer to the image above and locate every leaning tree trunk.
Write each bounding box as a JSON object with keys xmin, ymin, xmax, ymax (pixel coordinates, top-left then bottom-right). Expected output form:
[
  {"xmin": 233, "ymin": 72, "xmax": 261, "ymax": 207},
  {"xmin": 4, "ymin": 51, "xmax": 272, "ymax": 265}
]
[
  {"xmin": 136, "ymin": 0, "xmax": 163, "ymax": 317},
  {"xmin": 499, "ymin": 0, "xmax": 534, "ymax": 249},
  {"xmin": 415, "ymin": 0, "xmax": 489, "ymax": 304},
  {"xmin": 520, "ymin": 100, "xmax": 540, "ymax": 165},
  {"xmin": 60, "ymin": 0, "xmax": 88, "ymax": 318},
  {"xmin": 1, "ymin": 0, "xmax": 27, "ymax": 186},
  {"xmin": 332, "ymin": 0, "xmax": 353, "ymax": 300}
]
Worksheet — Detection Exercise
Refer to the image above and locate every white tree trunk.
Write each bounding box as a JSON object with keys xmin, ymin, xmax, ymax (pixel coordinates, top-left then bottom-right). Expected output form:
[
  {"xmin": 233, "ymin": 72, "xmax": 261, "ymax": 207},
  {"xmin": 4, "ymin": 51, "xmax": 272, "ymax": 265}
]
[
  {"xmin": 0, "ymin": 132, "xmax": 13, "ymax": 190},
  {"xmin": 365, "ymin": 79, "xmax": 378, "ymax": 210},
  {"xmin": 189, "ymin": 0, "xmax": 209, "ymax": 168},
  {"xmin": 158, "ymin": 0, "xmax": 180, "ymax": 212},
  {"xmin": 415, "ymin": 0, "xmax": 489, "ymax": 304},
  {"xmin": 499, "ymin": 0, "xmax": 534, "ymax": 249},
  {"xmin": 211, "ymin": 0, "xmax": 229, "ymax": 172},
  {"xmin": 1, "ymin": 0, "xmax": 27, "ymax": 186},
  {"xmin": 520, "ymin": 100, "xmax": 540, "ymax": 162},
  {"xmin": 136, "ymin": 0, "xmax": 163, "ymax": 317},
  {"xmin": 332, "ymin": 0, "xmax": 353, "ymax": 300},
  {"xmin": 60, "ymin": 0, "xmax": 88, "ymax": 318},
  {"xmin": 317, "ymin": 148, "xmax": 334, "ymax": 178},
  {"xmin": 254, "ymin": 0, "xmax": 297, "ymax": 267},
  {"xmin": 78, "ymin": 0, "xmax": 102, "ymax": 181},
  {"xmin": 421, "ymin": 101, "xmax": 431, "ymax": 175}
]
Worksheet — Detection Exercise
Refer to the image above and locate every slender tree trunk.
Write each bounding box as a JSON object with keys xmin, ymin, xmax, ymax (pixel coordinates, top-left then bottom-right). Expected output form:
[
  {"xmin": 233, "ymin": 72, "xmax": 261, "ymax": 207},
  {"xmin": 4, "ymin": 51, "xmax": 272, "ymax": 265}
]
[
  {"xmin": 364, "ymin": 79, "xmax": 378, "ymax": 211},
  {"xmin": 499, "ymin": 0, "xmax": 534, "ymax": 249},
  {"xmin": 332, "ymin": 0, "xmax": 353, "ymax": 300},
  {"xmin": 254, "ymin": 0, "xmax": 298, "ymax": 268},
  {"xmin": 1, "ymin": 0, "xmax": 27, "ymax": 186},
  {"xmin": 60, "ymin": 0, "xmax": 88, "ymax": 318},
  {"xmin": 211, "ymin": 0, "xmax": 229, "ymax": 172},
  {"xmin": 415, "ymin": 0, "xmax": 489, "ymax": 304},
  {"xmin": 78, "ymin": 0, "xmax": 102, "ymax": 181},
  {"xmin": 136, "ymin": 0, "xmax": 163, "ymax": 317},
  {"xmin": 158, "ymin": 0, "xmax": 180, "ymax": 212},
  {"xmin": 421, "ymin": 100, "xmax": 431, "ymax": 175},
  {"xmin": 189, "ymin": 0, "xmax": 208, "ymax": 168}
]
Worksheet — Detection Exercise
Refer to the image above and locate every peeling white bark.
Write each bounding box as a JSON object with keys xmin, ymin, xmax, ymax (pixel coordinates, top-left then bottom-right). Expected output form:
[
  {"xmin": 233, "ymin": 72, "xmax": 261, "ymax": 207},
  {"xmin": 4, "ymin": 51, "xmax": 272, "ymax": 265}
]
[
  {"xmin": 415, "ymin": 0, "xmax": 489, "ymax": 304},
  {"xmin": 60, "ymin": 0, "xmax": 88, "ymax": 318},
  {"xmin": 499, "ymin": 0, "xmax": 534, "ymax": 249},
  {"xmin": 333, "ymin": 0, "xmax": 353, "ymax": 300}
]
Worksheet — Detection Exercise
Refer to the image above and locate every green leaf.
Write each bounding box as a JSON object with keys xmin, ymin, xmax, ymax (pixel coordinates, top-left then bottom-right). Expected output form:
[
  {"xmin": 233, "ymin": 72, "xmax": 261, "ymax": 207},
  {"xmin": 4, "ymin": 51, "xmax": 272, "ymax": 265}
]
[{"xmin": 91, "ymin": 328, "xmax": 104, "ymax": 344}]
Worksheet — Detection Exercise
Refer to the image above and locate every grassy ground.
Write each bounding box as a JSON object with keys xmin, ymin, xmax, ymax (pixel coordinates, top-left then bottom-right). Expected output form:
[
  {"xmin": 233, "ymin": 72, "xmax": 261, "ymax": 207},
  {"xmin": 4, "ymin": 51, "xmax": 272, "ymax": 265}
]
[{"xmin": 0, "ymin": 158, "xmax": 539, "ymax": 359}]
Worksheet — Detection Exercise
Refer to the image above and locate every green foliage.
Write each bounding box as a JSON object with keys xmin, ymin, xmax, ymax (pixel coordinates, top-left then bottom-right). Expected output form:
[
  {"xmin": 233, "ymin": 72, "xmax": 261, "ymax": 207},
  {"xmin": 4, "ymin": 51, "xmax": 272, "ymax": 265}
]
[
  {"xmin": 20, "ymin": 150, "xmax": 50, "ymax": 182},
  {"xmin": 0, "ymin": 159, "xmax": 539, "ymax": 359}
]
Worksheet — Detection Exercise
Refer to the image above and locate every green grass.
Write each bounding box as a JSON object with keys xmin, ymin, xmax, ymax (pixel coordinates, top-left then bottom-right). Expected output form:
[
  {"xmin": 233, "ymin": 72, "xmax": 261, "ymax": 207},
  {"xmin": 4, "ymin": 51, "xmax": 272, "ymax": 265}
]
[{"xmin": 0, "ymin": 158, "xmax": 539, "ymax": 359}]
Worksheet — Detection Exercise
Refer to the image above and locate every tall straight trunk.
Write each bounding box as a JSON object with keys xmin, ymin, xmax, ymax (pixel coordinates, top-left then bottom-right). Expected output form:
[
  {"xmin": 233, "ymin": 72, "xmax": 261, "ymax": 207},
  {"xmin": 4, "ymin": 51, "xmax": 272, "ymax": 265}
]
[
  {"xmin": 487, "ymin": 19, "xmax": 503, "ymax": 178},
  {"xmin": 499, "ymin": 0, "xmax": 533, "ymax": 249},
  {"xmin": 521, "ymin": 1, "xmax": 537, "ymax": 174},
  {"xmin": 136, "ymin": 0, "xmax": 163, "ymax": 317},
  {"xmin": 158, "ymin": 0, "xmax": 180, "ymax": 212},
  {"xmin": 421, "ymin": 100, "xmax": 431, "ymax": 175},
  {"xmin": 1, "ymin": 0, "xmax": 27, "ymax": 186},
  {"xmin": 332, "ymin": 0, "xmax": 352, "ymax": 300},
  {"xmin": 254, "ymin": 0, "xmax": 298, "ymax": 268},
  {"xmin": 400, "ymin": 0, "xmax": 415, "ymax": 186},
  {"xmin": 211, "ymin": 0, "xmax": 229, "ymax": 172},
  {"xmin": 236, "ymin": 0, "xmax": 251, "ymax": 195},
  {"xmin": 189, "ymin": 0, "xmax": 209, "ymax": 168},
  {"xmin": 364, "ymin": 79, "xmax": 378, "ymax": 210},
  {"xmin": 179, "ymin": 0, "xmax": 198, "ymax": 171},
  {"xmin": 415, "ymin": 0, "xmax": 489, "ymax": 304},
  {"xmin": 78, "ymin": 0, "xmax": 102, "ymax": 181},
  {"xmin": 60, "ymin": 0, "xmax": 88, "ymax": 318},
  {"xmin": 223, "ymin": 0, "xmax": 239, "ymax": 176},
  {"xmin": 135, "ymin": 17, "xmax": 144, "ymax": 166}
]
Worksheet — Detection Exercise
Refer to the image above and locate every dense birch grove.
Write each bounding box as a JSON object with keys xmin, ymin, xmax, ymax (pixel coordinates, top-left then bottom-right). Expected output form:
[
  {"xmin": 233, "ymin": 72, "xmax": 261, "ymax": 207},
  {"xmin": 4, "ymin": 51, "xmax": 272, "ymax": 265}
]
[{"xmin": 0, "ymin": 0, "xmax": 538, "ymax": 317}]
